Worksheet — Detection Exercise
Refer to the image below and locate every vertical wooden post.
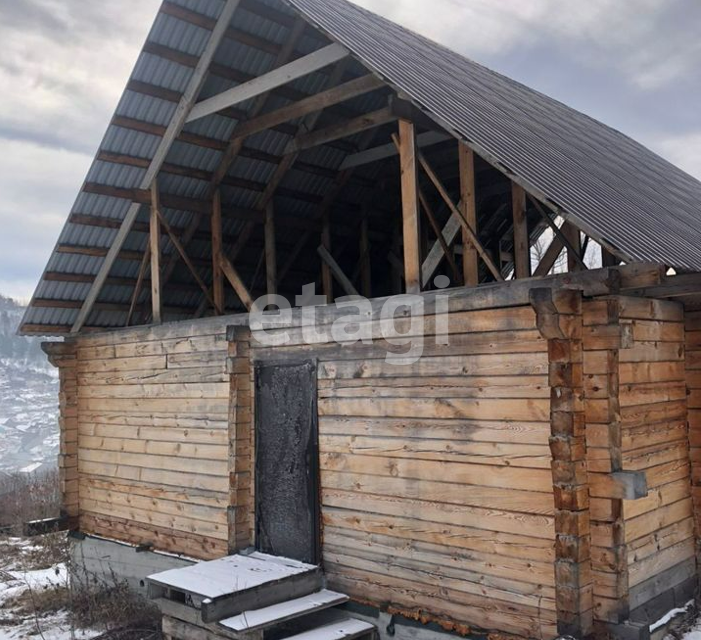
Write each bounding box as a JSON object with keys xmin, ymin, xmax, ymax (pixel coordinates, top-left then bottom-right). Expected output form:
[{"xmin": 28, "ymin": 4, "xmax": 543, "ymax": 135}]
[
  {"xmin": 398, "ymin": 119, "xmax": 421, "ymax": 294},
  {"xmin": 360, "ymin": 213, "xmax": 372, "ymax": 298},
  {"xmin": 512, "ymin": 183, "xmax": 530, "ymax": 279},
  {"xmin": 264, "ymin": 201, "xmax": 277, "ymax": 296},
  {"xmin": 459, "ymin": 143, "xmax": 478, "ymax": 286},
  {"xmin": 321, "ymin": 211, "xmax": 333, "ymax": 302},
  {"xmin": 212, "ymin": 190, "xmax": 225, "ymax": 314},
  {"xmin": 531, "ymin": 289, "xmax": 592, "ymax": 638},
  {"xmin": 150, "ymin": 181, "xmax": 162, "ymax": 324},
  {"xmin": 562, "ymin": 221, "xmax": 583, "ymax": 272}
]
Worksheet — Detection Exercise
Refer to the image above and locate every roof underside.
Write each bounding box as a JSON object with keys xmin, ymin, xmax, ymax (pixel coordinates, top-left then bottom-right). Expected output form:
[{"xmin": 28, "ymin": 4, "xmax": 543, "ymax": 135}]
[{"xmin": 20, "ymin": 0, "xmax": 701, "ymax": 335}]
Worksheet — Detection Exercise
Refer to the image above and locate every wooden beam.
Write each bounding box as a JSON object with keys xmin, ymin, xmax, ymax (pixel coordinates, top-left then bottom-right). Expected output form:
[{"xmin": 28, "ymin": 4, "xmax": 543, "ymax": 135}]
[
  {"xmin": 150, "ymin": 182, "xmax": 162, "ymax": 324},
  {"xmin": 264, "ymin": 201, "xmax": 277, "ymax": 296},
  {"xmin": 220, "ymin": 255, "xmax": 256, "ymax": 311},
  {"xmin": 418, "ymin": 191, "xmax": 460, "ymax": 285},
  {"xmin": 512, "ymin": 182, "xmax": 530, "ymax": 279},
  {"xmin": 601, "ymin": 245, "xmax": 619, "ymax": 267},
  {"xmin": 317, "ymin": 246, "xmax": 360, "ymax": 297},
  {"xmin": 212, "ymin": 190, "xmax": 225, "ymax": 313},
  {"xmin": 528, "ymin": 195, "xmax": 587, "ymax": 271},
  {"xmin": 562, "ymin": 221, "xmax": 583, "ymax": 272},
  {"xmin": 229, "ymin": 74, "xmax": 385, "ymax": 142},
  {"xmin": 156, "ymin": 209, "xmax": 220, "ymax": 313},
  {"xmin": 416, "ymin": 147, "xmax": 504, "ymax": 282},
  {"xmin": 70, "ymin": 0, "xmax": 242, "ymax": 333},
  {"xmin": 396, "ymin": 122, "xmax": 422, "ymax": 294},
  {"xmin": 287, "ymin": 106, "xmax": 396, "ymax": 154},
  {"xmin": 340, "ymin": 131, "xmax": 450, "ymax": 170},
  {"xmin": 127, "ymin": 246, "xmax": 150, "ymax": 327},
  {"xmin": 459, "ymin": 143, "xmax": 478, "ymax": 286},
  {"xmin": 533, "ymin": 236, "xmax": 565, "ymax": 278},
  {"xmin": 360, "ymin": 215, "xmax": 372, "ymax": 298},
  {"xmin": 186, "ymin": 43, "xmax": 349, "ymax": 123}
]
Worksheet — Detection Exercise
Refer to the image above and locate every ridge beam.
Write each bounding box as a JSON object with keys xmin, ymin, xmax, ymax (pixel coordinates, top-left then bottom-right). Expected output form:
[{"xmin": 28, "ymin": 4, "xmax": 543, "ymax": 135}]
[{"xmin": 186, "ymin": 43, "xmax": 349, "ymax": 123}]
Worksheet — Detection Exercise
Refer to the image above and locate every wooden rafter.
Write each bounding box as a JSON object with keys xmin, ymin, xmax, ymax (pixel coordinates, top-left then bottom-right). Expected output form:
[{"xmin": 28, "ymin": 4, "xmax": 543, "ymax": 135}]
[
  {"xmin": 70, "ymin": 0, "xmax": 242, "ymax": 333},
  {"xmin": 227, "ymin": 74, "xmax": 385, "ymax": 143},
  {"xmin": 186, "ymin": 43, "xmax": 349, "ymax": 123}
]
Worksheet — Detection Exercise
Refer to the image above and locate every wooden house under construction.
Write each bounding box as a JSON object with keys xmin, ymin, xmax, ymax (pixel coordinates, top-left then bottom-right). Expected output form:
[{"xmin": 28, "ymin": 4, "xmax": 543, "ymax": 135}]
[{"xmin": 20, "ymin": 0, "xmax": 701, "ymax": 639}]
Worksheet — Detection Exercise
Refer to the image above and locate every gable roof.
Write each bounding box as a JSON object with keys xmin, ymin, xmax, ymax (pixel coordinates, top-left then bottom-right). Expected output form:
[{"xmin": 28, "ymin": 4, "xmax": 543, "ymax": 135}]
[
  {"xmin": 19, "ymin": 0, "xmax": 701, "ymax": 335},
  {"xmin": 290, "ymin": 0, "xmax": 701, "ymax": 269}
]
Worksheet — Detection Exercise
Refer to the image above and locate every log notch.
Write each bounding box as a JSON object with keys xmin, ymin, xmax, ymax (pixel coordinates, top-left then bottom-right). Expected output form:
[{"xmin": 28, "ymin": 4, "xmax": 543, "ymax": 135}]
[
  {"xmin": 42, "ymin": 342, "xmax": 79, "ymax": 528},
  {"xmin": 397, "ymin": 119, "xmax": 421, "ymax": 294},
  {"xmin": 583, "ymin": 297, "xmax": 632, "ymax": 628},
  {"xmin": 530, "ymin": 288, "xmax": 592, "ymax": 637},
  {"xmin": 459, "ymin": 143, "xmax": 478, "ymax": 286},
  {"xmin": 227, "ymin": 326, "xmax": 254, "ymax": 552}
]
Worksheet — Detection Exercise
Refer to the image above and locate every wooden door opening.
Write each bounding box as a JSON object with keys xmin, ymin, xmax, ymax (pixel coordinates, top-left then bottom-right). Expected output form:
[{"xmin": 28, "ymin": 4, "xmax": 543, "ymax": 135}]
[{"xmin": 254, "ymin": 360, "xmax": 320, "ymax": 565}]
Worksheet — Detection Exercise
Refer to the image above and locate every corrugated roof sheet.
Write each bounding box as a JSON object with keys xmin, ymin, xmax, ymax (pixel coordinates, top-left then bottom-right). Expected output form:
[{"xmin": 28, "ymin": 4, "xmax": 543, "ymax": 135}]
[
  {"xmin": 19, "ymin": 0, "xmax": 701, "ymax": 336},
  {"xmin": 287, "ymin": 0, "xmax": 701, "ymax": 270}
]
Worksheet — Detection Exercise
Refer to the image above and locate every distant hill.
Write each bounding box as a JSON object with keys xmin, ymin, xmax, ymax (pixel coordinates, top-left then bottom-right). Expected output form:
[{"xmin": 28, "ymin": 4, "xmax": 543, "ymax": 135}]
[{"xmin": 0, "ymin": 295, "xmax": 59, "ymax": 475}]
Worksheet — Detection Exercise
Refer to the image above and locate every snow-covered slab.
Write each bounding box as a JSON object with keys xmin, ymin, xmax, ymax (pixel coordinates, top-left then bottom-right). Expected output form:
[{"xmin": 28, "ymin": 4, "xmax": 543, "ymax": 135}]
[
  {"xmin": 219, "ymin": 589, "xmax": 349, "ymax": 632},
  {"xmin": 147, "ymin": 552, "xmax": 318, "ymax": 600},
  {"xmin": 282, "ymin": 618, "xmax": 375, "ymax": 640}
]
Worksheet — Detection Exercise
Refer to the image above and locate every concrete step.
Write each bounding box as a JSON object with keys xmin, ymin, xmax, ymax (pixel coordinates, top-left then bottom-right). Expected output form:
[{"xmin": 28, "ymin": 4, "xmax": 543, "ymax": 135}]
[{"xmin": 219, "ymin": 589, "xmax": 349, "ymax": 633}]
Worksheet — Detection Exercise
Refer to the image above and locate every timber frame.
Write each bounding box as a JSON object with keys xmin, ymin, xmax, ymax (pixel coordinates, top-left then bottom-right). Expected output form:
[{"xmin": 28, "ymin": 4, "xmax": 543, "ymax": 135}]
[{"xmin": 19, "ymin": 0, "xmax": 701, "ymax": 638}]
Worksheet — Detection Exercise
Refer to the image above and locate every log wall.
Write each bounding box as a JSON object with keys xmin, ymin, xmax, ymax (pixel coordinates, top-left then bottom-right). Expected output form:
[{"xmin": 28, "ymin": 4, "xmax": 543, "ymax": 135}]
[
  {"xmin": 71, "ymin": 318, "xmax": 232, "ymax": 559},
  {"xmin": 688, "ymin": 310, "xmax": 701, "ymax": 545},
  {"xmin": 618, "ymin": 299, "xmax": 694, "ymax": 613},
  {"xmin": 250, "ymin": 304, "xmax": 557, "ymax": 639}
]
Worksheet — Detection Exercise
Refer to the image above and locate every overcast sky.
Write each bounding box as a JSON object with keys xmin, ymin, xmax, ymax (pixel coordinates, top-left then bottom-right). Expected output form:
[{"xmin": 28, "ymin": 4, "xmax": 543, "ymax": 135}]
[{"xmin": 0, "ymin": 0, "xmax": 699, "ymax": 302}]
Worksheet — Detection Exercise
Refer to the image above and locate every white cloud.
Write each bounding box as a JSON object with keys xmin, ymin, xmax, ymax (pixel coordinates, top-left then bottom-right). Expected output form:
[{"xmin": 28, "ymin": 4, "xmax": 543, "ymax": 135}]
[{"xmin": 654, "ymin": 133, "xmax": 701, "ymax": 180}]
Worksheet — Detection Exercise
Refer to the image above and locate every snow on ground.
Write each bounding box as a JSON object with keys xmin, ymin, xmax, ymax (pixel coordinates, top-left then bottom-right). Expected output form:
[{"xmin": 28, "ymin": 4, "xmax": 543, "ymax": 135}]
[{"xmin": 0, "ymin": 538, "xmax": 99, "ymax": 640}]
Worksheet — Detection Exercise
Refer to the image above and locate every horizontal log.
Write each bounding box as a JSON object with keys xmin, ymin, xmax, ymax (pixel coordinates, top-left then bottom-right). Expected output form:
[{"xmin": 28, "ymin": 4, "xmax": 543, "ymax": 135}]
[{"xmin": 589, "ymin": 471, "xmax": 648, "ymax": 500}]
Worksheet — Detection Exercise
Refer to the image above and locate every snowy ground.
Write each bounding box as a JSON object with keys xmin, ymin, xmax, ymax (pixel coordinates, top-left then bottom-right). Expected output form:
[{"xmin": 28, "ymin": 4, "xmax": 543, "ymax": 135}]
[{"xmin": 0, "ymin": 537, "xmax": 98, "ymax": 640}]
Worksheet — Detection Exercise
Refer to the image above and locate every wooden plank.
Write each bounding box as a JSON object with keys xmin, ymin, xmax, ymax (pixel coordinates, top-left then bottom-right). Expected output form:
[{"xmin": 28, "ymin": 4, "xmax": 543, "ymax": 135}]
[
  {"xmin": 511, "ymin": 183, "xmax": 530, "ymax": 279},
  {"xmin": 397, "ymin": 121, "xmax": 421, "ymax": 294},
  {"xmin": 459, "ymin": 143, "xmax": 478, "ymax": 286},
  {"xmin": 127, "ymin": 246, "xmax": 150, "ymax": 326},
  {"xmin": 230, "ymin": 74, "xmax": 385, "ymax": 142},
  {"xmin": 186, "ymin": 43, "xmax": 349, "ymax": 122},
  {"xmin": 340, "ymin": 131, "xmax": 450, "ymax": 170},
  {"xmin": 150, "ymin": 182, "xmax": 162, "ymax": 324},
  {"xmin": 359, "ymin": 215, "xmax": 371, "ymax": 297},
  {"xmin": 71, "ymin": 0, "xmax": 242, "ymax": 332}
]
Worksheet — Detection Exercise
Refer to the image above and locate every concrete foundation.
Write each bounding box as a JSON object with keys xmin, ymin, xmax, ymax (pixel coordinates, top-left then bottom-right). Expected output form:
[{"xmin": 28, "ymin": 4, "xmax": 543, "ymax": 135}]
[{"xmin": 69, "ymin": 533, "xmax": 193, "ymax": 596}]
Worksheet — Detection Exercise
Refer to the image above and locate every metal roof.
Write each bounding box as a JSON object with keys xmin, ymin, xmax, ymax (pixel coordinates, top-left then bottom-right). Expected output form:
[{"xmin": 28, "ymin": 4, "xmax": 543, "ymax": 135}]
[
  {"xmin": 287, "ymin": 0, "xmax": 701, "ymax": 270},
  {"xmin": 19, "ymin": 0, "xmax": 701, "ymax": 336}
]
